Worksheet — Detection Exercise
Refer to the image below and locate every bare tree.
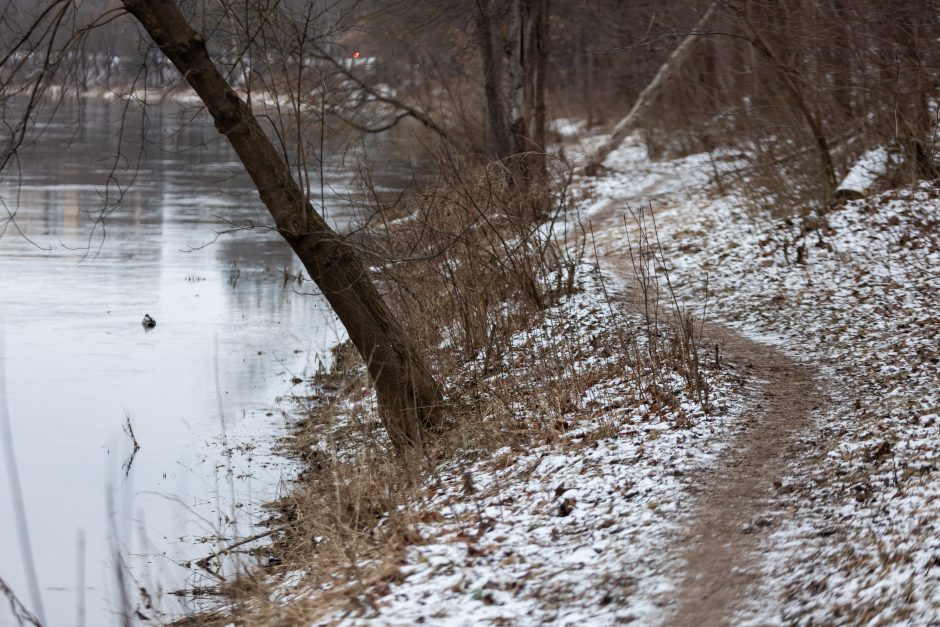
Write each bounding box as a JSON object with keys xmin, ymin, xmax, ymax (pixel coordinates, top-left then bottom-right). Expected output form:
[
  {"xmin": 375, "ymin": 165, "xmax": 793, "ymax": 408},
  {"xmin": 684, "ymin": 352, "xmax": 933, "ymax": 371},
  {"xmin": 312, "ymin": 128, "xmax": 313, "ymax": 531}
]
[
  {"xmin": 891, "ymin": 0, "xmax": 937, "ymax": 179},
  {"xmin": 730, "ymin": 1, "xmax": 837, "ymax": 194},
  {"xmin": 584, "ymin": 1, "xmax": 718, "ymax": 174},
  {"xmin": 507, "ymin": 0, "xmax": 549, "ymax": 189},
  {"xmin": 1, "ymin": 0, "xmax": 450, "ymax": 449},
  {"xmin": 474, "ymin": 0, "xmax": 511, "ymax": 161},
  {"xmin": 105, "ymin": 0, "xmax": 443, "ymax": 449}
]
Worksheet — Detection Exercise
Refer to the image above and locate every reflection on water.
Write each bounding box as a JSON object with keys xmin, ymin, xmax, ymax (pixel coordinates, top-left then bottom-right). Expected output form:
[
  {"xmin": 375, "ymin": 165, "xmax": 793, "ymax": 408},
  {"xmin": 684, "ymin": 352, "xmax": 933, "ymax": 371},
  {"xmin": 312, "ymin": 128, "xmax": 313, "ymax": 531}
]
[{"xmin": 0, "ymin": 101, "xmax": 396, "ymax": 626}]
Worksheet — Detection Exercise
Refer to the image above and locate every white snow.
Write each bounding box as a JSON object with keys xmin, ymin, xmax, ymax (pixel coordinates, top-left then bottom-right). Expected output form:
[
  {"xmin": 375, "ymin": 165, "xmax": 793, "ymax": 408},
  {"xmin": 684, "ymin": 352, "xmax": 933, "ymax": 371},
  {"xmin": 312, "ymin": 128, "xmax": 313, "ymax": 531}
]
[
  {"xmin": 255, "ymin": 128, "xmax": 940, "ymax": 626},
  {"xmin": 835, "ymin": 146, "xmax": 890, "ymax": 198},
  {"xmin": 581, "ymin": 136, "xmax": 940, "ymax": 624}
]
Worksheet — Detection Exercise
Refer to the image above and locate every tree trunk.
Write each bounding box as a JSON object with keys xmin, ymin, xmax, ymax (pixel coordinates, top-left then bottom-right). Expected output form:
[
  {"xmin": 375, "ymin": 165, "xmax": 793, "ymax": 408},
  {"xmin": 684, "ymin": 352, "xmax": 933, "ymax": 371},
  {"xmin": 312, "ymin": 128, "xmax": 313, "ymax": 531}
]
[
  {"xmin": 474, "ymin": 0, "xmax": 512, "ymax": 161},
  {"xmin": 584, "ymin": 1, "xmax": 719, "ymax": 175},
  {"xmin": 507, "ymin": 0, "xmax": 549, "ymax": 205},
  {"xmin": 829, "ymin": 0, "xmax": 855, "ymax": 122},
  {"xmin": 508, "ymin": 0, "xmax": 529, "ymax": 175},
  {"xmin": 893, "ymin": 0, "xmax": 937, "ymax": 179},
  {"xmin": 530, "ymin": 0, "xmax": 549, "ymax": 183},
  {"xmin": 835, "ymin": 146, "xmax": 889, "ymax": 200},
  {"xmin": 582, "ymin": 40, "xmax": 598, "ymax": 127},
  {"xmin": 122, "ymin": 0, "xmax": 442, "ymax": 449}
]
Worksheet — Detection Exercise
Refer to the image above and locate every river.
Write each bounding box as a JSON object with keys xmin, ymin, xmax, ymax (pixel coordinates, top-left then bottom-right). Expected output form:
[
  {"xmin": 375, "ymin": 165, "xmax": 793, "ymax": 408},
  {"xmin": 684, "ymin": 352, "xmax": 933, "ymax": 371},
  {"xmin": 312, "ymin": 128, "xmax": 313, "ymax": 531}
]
[{"xmin": 0, "ymin": 99, "xmax": 402, "ymax": 626}]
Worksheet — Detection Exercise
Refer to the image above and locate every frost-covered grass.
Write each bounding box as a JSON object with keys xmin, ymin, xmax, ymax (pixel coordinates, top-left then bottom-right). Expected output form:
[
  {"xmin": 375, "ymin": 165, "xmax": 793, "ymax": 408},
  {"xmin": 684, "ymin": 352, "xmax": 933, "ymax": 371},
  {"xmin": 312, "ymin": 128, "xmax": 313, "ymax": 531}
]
[
  {"xmin": 582, "ymin": 136, "xmax": 940, "ymax": 624},
  {"xmin": 323, "ymin": 267, "xmax": 744, "ymax": 625},
  {"xmin": 196, "ymin": 261, "xmax": 747, "ymax": 626},
  {"xmin": 179, "ymin": 148, "xmax": 754, "ymax": 626},
  {"xmin": 187, "ymin": 132, "xmax": 940, "ymax": 626}
]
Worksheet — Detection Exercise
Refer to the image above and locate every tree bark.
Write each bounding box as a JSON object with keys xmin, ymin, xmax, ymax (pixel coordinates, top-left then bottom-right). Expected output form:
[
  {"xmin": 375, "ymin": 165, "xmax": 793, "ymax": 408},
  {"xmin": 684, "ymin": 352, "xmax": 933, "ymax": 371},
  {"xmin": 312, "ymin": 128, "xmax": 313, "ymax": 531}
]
[
  {"xmin": 508, "ymin": 0, "xmax": 529, "ymax": 164},
  {"xmin": 122, "ymin": 0, "xmax": 442, "ymax": 449},
  {"xmin": 507, "ymin": 0, "xmax": 549, "ymax": 203},
  {"xmin": 893, "ymin": 0, "xmax": 937, "ymax": 179},
  {"xmin": 530, "ymin": 0, "xmax": 549, "ymax": 182},
  {"xmin": 474, "ymin": 0, "xmax": 512, "ymax": 161},
  {"xmin": 584, "ymin": 1, "xmax": 719, "ymax": 175}
]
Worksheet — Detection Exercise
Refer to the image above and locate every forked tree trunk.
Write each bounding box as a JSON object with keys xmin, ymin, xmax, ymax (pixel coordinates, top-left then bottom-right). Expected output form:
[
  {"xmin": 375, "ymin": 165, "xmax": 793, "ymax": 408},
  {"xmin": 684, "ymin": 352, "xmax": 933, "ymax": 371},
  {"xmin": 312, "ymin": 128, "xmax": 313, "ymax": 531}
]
[
  {"xmin": 122, "ymin": 0, "xmax": 442, "ymax": 449},
  {"xmin": 584, "ymin": 1, "xmax": 719, "ymax": 175}
]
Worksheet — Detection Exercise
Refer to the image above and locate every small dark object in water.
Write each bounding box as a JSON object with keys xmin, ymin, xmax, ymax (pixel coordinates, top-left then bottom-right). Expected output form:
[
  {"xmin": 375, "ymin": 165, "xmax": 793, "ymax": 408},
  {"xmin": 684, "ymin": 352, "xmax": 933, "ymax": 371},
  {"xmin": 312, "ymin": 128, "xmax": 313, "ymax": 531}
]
[{"xmin": 142, "ymin": 314, "xmax": 156, "ymax": 330}]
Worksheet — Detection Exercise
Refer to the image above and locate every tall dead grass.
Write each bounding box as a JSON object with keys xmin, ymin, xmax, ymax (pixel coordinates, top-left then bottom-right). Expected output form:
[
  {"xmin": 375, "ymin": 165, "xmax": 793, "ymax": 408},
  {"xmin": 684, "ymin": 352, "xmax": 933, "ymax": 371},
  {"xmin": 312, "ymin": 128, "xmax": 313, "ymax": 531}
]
[{"xmin": 173, "ymin": 154, "xmax": 717, "ymax": 625}]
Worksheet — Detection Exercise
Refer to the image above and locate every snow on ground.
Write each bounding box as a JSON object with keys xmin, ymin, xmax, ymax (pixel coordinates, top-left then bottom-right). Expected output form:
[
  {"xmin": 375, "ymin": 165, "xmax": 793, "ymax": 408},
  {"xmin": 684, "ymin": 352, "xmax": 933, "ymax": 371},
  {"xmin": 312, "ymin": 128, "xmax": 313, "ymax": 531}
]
[
  {"xmin": 835, "ymin": 146, "xmax": 891, "ymax": 198},
  {"xmin": 260, "ymin": 133, "xmax": 938, "ymax": 626},
  {"xmin": 317, "ymin": 265, "xmax": 750, "ymax": 625},
  {"xmin": 580, "ymin": 137, "xmax": 940, "ymax": 624}
]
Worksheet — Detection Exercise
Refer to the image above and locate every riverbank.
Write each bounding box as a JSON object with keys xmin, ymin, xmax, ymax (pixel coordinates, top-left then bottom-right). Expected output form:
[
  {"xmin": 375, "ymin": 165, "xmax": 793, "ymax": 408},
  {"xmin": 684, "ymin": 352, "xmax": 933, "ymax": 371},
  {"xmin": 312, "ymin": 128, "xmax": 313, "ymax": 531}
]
[
  {"xmin": 189, "ymin": 265, "xmax": 747, "ymax": 625},
  {"xmin": 175, "ymin": 134, "xmax": 752, "ymax": 624},
  {"xmin": 182, "ymin": 130, "xmax": 940, "ymax": 625}
]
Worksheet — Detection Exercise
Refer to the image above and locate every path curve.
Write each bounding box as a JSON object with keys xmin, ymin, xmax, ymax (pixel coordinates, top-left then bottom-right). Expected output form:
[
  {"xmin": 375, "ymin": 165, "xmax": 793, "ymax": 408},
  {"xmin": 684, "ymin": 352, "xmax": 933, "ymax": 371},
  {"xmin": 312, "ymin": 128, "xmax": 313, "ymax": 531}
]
[{"xmin": 592, "ymin": 199, "xmax": 822, "ymax": 624}]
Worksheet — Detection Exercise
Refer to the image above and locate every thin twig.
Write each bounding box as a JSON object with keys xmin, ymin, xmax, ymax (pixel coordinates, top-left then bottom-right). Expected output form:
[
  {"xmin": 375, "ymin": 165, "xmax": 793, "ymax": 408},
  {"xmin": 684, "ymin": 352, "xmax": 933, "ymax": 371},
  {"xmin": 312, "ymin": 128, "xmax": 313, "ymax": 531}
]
[{"xmin": 0, "ymin": 328, "xmax": 47, "ymax": 625}]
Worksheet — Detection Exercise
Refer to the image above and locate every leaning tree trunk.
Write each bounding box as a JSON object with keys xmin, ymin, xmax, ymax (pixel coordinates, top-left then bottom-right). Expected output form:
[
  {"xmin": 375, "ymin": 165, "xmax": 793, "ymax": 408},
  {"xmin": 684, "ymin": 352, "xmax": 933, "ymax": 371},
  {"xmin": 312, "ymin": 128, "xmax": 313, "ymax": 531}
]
[
  {"xmin": 122, "ymin": 0, "xmax": 441, "ymax": 449},
  {"xmin": 584, "ymin": 1, "xmax": 719, "ymax": 175}
]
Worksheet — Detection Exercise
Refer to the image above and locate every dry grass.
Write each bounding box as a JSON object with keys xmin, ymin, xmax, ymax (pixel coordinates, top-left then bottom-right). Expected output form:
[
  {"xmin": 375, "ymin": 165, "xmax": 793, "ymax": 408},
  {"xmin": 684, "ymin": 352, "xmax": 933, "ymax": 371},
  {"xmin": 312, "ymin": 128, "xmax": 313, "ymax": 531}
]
[{"xmin": 172, "ymin": 156, "xmax": 718, "ymax": 625}]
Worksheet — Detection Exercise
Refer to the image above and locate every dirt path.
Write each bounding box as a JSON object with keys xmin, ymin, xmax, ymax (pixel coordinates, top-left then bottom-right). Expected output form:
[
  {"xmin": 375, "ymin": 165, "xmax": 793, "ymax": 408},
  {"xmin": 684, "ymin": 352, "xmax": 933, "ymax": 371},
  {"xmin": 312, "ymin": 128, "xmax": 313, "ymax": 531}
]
[
  {"xmin": 666, "ymin": 324, "xmax": 819, "ymax": 625},
  {"xmin": 591, "ymin": 201, "xmax": 822, "ymax": 625}
]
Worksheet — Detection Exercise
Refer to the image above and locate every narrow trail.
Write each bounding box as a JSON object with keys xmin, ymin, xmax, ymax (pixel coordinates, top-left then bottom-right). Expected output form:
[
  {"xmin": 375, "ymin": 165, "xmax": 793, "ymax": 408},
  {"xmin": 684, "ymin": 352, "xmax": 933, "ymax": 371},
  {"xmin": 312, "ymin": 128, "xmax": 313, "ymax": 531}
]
[
  {"xmin": 591, "ymin": 199, "xmax": 823, "ymax": 625},
  {"xmin": 666, "ymin": 324, "xmax": 819, "ymax": 625}
]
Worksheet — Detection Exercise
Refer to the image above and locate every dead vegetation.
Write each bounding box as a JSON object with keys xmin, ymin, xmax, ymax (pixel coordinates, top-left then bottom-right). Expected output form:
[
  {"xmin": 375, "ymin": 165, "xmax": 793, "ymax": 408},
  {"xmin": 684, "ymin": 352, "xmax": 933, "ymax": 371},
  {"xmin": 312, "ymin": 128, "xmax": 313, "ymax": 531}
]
[{"xmin": 166, "ymin": 154, "xmax": 721, "ymax": 625}]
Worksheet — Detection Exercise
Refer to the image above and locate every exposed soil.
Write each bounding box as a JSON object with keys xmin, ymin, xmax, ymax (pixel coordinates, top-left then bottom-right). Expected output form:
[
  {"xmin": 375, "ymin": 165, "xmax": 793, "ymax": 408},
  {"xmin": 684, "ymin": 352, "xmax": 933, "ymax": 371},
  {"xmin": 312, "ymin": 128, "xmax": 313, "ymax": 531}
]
[
  {"xmin": 593, "ymin": 199, "xmax": 824, "ymax": 625},
  {"xmin": 667, "ymin": 324, "xmax": 820, "ymax": 625}
]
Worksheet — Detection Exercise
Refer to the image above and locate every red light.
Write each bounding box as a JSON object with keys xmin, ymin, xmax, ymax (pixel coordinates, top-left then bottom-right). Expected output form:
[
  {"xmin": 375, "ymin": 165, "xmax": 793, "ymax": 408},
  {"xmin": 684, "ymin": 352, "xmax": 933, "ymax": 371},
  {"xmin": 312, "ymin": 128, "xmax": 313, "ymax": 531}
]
[{"xmin": 352, "ymin": 51, "xmax": 360, "ymax": 59}]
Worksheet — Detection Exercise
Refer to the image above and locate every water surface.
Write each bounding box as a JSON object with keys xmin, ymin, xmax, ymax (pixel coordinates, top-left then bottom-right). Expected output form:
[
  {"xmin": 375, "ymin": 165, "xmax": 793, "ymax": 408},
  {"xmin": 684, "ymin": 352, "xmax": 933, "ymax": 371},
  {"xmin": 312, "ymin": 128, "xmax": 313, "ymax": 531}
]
[{"xmin": 0, "ymin": 100, "xmax": 396, "ymax": 625}]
